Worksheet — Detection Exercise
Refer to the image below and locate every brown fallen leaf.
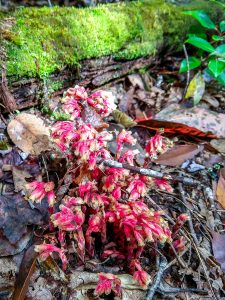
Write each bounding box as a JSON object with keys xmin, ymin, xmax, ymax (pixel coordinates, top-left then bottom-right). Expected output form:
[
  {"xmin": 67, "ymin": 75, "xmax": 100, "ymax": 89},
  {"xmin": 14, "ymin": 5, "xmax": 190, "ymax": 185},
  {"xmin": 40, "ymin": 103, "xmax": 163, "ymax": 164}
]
[
  {"xmin": 12, "ymin": 244, "xmax": 38, "ymax": 300},
  {"xmin": 7, "ymin": 113, "xmax": 50, "ymax": 155},
  {"xmin": 155, "ymin": 104, "xmax": 225, "ymax": 138},
  {"xmin": 216, "ymin": 167, "xmax": 225, "ymax": 209},
  {"xmin": 212, "ymin": 231, "xmax": 225, "ymax": 271},
  {"xmin": 155, "ymin": 144, "xmax": 204, "ymax": 167},
  {"xmin": 12, "ymin": 167, "xmax": 32, "ymax": 192},
  {"xmin": 210, "ymin": 139, "xmax": 225, "ymax": 153}
]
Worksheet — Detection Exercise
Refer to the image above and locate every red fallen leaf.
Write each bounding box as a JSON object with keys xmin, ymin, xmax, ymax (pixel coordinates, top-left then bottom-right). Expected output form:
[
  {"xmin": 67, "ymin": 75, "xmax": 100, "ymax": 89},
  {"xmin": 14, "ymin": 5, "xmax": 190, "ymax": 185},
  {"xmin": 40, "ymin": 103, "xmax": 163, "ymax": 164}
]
[
  {"xmin": 138, "ymin": 104, "xmax": 225, "ymax": 138},
  {"xmin": 216, "ymin": 167, "xmax": 225, "ymax": 209},
  {"xmin": 212, "ymin": 231, "xmax": 225, "ymax": 271},
  {"xmin": 135, "ymin": 118, "xmax": 217, "ymax": 139},
  {"xmin": 155, "ymin": 144, "xmax": 204, "ymax": 167}
]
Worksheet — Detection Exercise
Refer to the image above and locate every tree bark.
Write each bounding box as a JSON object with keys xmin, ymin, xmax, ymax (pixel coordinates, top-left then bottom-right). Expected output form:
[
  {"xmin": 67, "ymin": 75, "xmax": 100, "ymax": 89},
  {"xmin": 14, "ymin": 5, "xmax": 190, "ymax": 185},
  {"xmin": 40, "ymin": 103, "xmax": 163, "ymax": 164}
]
[{"xmin": 9, "ymin": 55, "xmax": 157, "ymax": 109}]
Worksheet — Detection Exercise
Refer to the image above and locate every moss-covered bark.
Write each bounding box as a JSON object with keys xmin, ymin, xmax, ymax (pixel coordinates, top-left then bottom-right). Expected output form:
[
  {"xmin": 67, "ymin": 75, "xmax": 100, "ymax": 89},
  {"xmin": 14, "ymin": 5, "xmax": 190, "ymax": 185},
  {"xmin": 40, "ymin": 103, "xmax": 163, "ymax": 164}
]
[{"xmin": 0, "ymin": 0, "xmax": 222, "ymax": 79}]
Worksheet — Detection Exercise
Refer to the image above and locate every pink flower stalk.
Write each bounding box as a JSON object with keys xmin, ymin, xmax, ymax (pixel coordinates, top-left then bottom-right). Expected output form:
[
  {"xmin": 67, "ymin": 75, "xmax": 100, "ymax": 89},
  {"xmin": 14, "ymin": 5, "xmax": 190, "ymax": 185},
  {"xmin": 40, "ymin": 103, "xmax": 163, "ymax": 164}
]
[
  {"xmin": 51, "ymin": 121, "xmax": 78, "ymax": 151},
  {"xmin": 101, "ymin": 249, "xmax": 125, "ymax": 260},
  {"xmin": 88, "ymin": 90, "xmax": 116, "ymax": 117},
  {"xmin": 51, "ymin": 204, "xmax": 85, "ymax": 231},
  {"xmin": 73, "ymin": 227, "xmax": 85, "ymax": 262},
  {"xmin": 154, "ymin": 178, "xmax": 173, "ymax": 192},
  {"xmin": 106, "ymin": 201, "xmax": 171, "ymax": 262},
  {"xmin": 173, "ymin": 236, "xmax": 186, "ymax": 253},
  {"xmin": 127, "ymin": 175, "xmax": 148, "ymax": 201},
  {"xmin": 119, "ymin": 149, "xmax": 139, "ymax": 165},
  {"xmin": 65, "ymin": 85, "xmax": 88, "ymax": 100},
  {"xmin": 95, "ymin": 273, "xmax": 121, "ymax": 297},
  {"xmin": 71, "ymin": 124, "xmax": 112, "ymax": 169},
  {"xmin": 35, "ymin": 243, "xmax": 68, "ymax": 270},
  {"xmin": 62, "ymin": 97, "xmax": 81, "ymax": 119},
  {"xmin": 111, "ymin": 186, "xmax": 121, "ymax": 200},
  {"xmin": 172, "ymin": 213, "xmax": 189, "ymax": 238},
  {"xmin": 130, "ymin": 259, "xmax": 151, "ymax": 288},
  {"xmin": 26, "ymin": 181, "xmax": 55, "ymax": 206},
  {"xmin": 86, "ymin": 212, "xmax": 106, "ymax": 256},
  {"xmin": 116, "ymin": 129, "xmax": 136, "ymax": 154},
  {"xmin": 145, "ymin": 133, "xmax": 172, "ymax": 159},
  {"xmin": 102, "ymin": 168, "xmax": 129, "ymax": 192}
]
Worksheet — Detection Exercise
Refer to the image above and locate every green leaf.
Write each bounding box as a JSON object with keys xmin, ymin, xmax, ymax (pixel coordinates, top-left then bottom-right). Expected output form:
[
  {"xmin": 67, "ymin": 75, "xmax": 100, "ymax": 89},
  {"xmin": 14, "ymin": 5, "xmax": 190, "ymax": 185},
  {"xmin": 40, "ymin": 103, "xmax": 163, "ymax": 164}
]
[
  {"xmin": 208, "ymin": 59, "xmax": 225, "ymax": 77},
  {"xmin": 212, "ymin": 35, "xmax": 224, "ymax": 41},
  {"xmin": 186, "ymin": 37, "xmax": 215, "ymax": 53},
  {"xmin": 183, "ymin": 10, "xmax": 216, "ymax": 29},
  {"xmin": 214, "ymin": 44, "xmax": 225, "ymax": 57},
  {"xmin": 185, "ymin": 72, "xmax": 205, "ymax": 105},
  {"xmin": 218, "ymin": 71, "xmax": 225, "ymax": 86},
  {"xmin": 179, "ymin": 57, "xmax": 201, "ymax": 73},
  {"xmin": 220, "ymin": 20, "xmax": 225, "ymax": 32}
]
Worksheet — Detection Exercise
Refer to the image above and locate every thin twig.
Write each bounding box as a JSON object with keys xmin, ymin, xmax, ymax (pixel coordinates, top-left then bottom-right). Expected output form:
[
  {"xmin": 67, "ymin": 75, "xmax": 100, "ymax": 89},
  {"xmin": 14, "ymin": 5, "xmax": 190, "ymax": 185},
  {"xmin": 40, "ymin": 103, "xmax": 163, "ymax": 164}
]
[
  {"xmin": 146, "ymin": 255, "xmax": 167, "ymax": 300},
  {"xmin": 188, "ymin": 233, "xmax": 218, "ymax": 300},
  {"xmin": 100, "ymin": 159, "xmax": 199, "ymax": 186},
  {"xmin": 157, "ymin": 286, "xmax": 208, "ymax": 295},
  {"xmin": 41, "ymin": 155, "xmax": 50, "ymax": 182},
  {"xmin": 169, "ymin": 243, "xmax": 187, "ymax": 269},
  {"xmin": 178, "ymin": 182, "xmax": 199, "ymax": 245},
  {"xmin": 182, "ymin": 44, "xmax": 190, "ymax": 100}
]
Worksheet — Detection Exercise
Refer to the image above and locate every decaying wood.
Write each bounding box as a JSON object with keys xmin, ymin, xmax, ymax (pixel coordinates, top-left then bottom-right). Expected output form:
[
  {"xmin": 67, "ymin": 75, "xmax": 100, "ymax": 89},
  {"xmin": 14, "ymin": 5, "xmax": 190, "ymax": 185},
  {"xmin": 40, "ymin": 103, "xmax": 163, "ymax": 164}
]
[
  {"xmin": 0, "ymin": 69, "xmax": 17, "ymax": 112},
  {"xmin": 9, "ymin": 56, "xmax": 157, "ymax": 109}
]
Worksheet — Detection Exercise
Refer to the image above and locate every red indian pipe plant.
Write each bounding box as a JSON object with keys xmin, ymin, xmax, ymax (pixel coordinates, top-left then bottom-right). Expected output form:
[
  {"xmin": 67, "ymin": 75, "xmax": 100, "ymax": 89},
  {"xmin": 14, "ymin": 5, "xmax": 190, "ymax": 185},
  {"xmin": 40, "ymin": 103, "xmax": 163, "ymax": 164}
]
[{"xmin": 26, "ymin": 85, "xmax": 188, "ymax": 294}]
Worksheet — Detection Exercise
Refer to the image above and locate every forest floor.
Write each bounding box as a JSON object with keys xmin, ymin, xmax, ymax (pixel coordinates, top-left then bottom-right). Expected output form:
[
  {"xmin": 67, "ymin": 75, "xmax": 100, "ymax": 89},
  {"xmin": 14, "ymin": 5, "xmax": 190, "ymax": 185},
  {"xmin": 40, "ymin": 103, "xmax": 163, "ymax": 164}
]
[{"xmin": 0, "ymin": 54, "xmax": 225, "ymax": 300}]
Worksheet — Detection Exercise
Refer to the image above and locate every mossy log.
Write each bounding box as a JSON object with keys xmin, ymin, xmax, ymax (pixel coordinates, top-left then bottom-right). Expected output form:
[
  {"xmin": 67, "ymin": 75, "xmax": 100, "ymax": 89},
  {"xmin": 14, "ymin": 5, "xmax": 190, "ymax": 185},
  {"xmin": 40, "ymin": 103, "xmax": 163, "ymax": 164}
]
[{"xmin": 0, "ymin": 0, "xmax": 222, "ymax": 109}]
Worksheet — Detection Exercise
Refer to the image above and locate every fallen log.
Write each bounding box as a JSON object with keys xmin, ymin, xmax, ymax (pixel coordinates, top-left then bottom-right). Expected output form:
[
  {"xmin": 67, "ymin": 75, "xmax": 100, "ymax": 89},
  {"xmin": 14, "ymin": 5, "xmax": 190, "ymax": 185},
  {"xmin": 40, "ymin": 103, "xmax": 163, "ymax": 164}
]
[{"xmin": 0, "ymin": 0, "xmax": 222, "ymax": 109}]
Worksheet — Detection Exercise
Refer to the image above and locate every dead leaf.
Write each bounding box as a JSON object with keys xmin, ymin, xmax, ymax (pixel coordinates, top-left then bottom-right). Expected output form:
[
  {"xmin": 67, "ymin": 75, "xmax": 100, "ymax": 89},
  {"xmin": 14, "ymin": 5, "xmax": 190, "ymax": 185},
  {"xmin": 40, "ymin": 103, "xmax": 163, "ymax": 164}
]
[
  {"xmin": 155, "ymin": 144, "xmax": 204, "ymax": 167},
  {"xmin": 155, "ymin": 104, "xmax": 225, "ymax": 138},
  {"xmin": 12, "ymin": 244, "xmax": 38, "ymax": 300},
  {"xmin": 127, "ymin": 74, "xmax": 145, "ymax": 89},
  {"xmin": 185, "ymin": 72, "xmax": 205, "ymax": 105},
  {"xmin": 113, "ymin": 109, "xmax": 137, "ymax": 128},
  {"xmin": 202, "ymin": 93, "xmax": 219, "ymax": 108},
  {"xmin": 210, "ymin": 139, "xmax": 225, "ymax": 153},
  {"xmin": 81, "ymin": 102, "xmax": 108, "ymax": 130},
  {"xmin": 7, "ymin": 113, "xmax": 50, "ymax": 155},
  {"xmin": 12, "ymin": 167, "xmax": 32, "ymax": 192},
  {"xmin": 212, "ymin": 231, "xmax": 225, "ymax": 271},
  {"xmin": 0, "ymin": 193, "xmax": 45, "ymax": 251},
  {"xmin": 216, "ymin": 167, "xmax": 225, "ymax": 209}
]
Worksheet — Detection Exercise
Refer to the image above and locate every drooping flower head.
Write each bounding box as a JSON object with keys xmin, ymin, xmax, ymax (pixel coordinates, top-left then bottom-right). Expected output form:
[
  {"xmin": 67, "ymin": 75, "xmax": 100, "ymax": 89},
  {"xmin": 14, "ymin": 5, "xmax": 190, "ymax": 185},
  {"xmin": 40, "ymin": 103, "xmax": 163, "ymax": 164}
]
[
  {"xmin": 154, "ymin": 178, "xmax": 173, "ymax": 192},
  {"xmin": 65, "ymin": 85, "xmax": 88, "ymax": 100},
  {"xmin": 88, "ymin": 90, "xmax": 116, "ymax": 117},
  {"xmin": 51, "ymin": 121, "xmax": 78, "ymax": 151},
  {"xmin": 26, "ymin": 181, "xmax": 55, "ymax": 206},
  {"xmin": 130, "ymin": 259, "xmax": 151, "ymax": 288},
  {"xmin": 145, "ymin": 133, "xmax": 172, "ymax": 159},
  {"xmin": 95, "ymin": 273, "xmax": 121, "ymax": 297},
  {"xmin": 116, "ymin": 129, "xmax": 136, "ymax": 154},
  {"xmin": 35, "ymin": 243, "xmax": 68, "ymax": 270}
]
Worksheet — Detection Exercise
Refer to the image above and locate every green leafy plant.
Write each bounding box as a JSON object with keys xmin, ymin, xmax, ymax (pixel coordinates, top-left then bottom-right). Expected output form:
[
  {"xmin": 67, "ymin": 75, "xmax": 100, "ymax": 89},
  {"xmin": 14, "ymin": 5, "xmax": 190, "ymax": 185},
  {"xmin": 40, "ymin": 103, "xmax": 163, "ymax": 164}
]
[{"xmin": 180, "ymin": 10, "xmax": 225, "ymax": 87}]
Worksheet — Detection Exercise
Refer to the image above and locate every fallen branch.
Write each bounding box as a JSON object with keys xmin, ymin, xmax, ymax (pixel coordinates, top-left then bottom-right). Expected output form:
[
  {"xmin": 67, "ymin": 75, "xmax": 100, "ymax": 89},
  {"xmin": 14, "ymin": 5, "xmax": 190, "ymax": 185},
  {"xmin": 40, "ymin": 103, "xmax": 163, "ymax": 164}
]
[
  {"xmin": 146, "ymin": 255, "xmax": 167, "ymax": 300},
  {"xmin": 101, "ymin": 159, "xmax": 199, "ymax": 186}
]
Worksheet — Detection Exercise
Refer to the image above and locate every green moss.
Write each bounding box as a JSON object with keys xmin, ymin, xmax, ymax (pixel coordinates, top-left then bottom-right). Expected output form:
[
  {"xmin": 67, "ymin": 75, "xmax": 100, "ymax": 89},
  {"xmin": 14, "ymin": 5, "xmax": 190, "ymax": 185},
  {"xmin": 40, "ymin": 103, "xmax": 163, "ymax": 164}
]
[
  {"xmin": 0, "ymin": 0, "xmax": 222, "ymax": 78},
  {"xmin": 46, "ymin": 79, "xmax": 64, "ymax": 93}
]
